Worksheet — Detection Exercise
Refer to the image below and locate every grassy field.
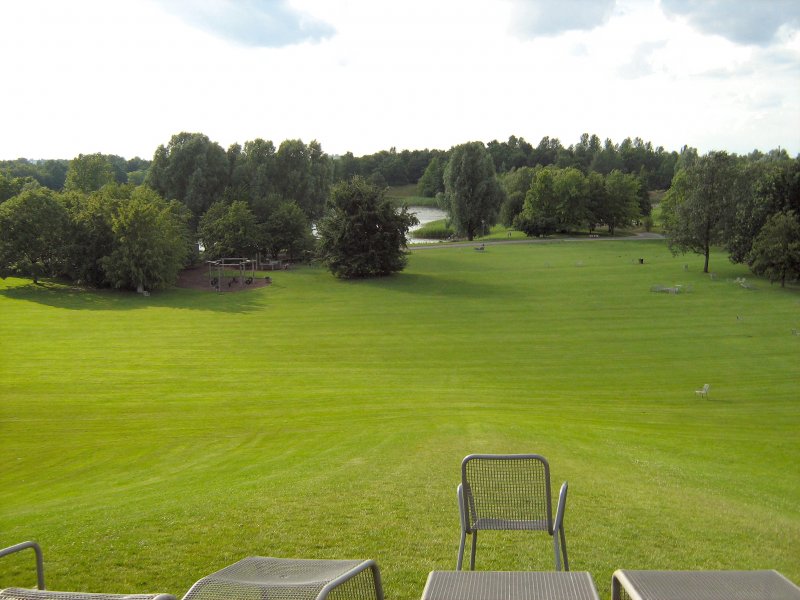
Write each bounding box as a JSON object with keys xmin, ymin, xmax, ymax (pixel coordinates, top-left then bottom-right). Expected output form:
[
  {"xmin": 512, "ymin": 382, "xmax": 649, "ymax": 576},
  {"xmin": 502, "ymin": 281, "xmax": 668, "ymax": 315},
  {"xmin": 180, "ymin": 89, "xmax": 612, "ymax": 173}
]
[
  {"xmin": 386, "ymin": 184, "xmax": 439, "ymax": 208},
  {"xmin": 1, "ymin": 239, "xmax": 798, "ymax": 599}
]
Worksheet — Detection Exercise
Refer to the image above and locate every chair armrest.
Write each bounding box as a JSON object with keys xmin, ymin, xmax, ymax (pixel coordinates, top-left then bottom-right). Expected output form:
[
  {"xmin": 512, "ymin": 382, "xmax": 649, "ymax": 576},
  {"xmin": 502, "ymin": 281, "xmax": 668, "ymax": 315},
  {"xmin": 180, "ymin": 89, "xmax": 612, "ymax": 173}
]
[
  {"xmin": 0, "ymin": 542, "xmax": 45, "ymax": 590},
  {"xmin": 554, "ymin": 481, "xmax": 568, "ymax": 535},
  {"xmin": 457, "ymin": 483, "xmax": 468, "ymax": 532}
]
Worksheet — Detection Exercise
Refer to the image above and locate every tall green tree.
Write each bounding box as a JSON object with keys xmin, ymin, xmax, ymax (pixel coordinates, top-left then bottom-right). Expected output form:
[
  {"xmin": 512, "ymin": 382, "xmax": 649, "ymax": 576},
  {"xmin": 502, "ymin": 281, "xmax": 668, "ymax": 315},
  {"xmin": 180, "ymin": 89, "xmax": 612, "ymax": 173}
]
[
  {"xmin": 552, "ymin": 167, "xmax": 588, "ymax": 231},
  {"xmin": 726, "ymin": 157, "xmax": 800, "ymax": 264},
  {"xmin": 275, "ymin": 139, "xmax": 331, "ymax": 221},
  {"xmin": 602, "ymin": 169, "xmax": 641, "ymax": 235},
  {"xmin": 748, "ymin": 211, "xmax": 800, "ymax": 287},
  {"xmin": 317, "ymin": 176, "xmax": 417, "ymax": 278},
  {"xmin": 261, "ymin": 201, "xmax": 314, "ymax": 261},
  {"xmin": 0, "ymin": 172, "xmax": 38, "ymax": 203},
  {"xmin": 519, "ymin": 166, "xmax": 558, "ymax": 235},
  {"xmin": 443, "ymin": 142, "xmax": 505, "ymax": 240},
  {"xmin": 585, "ymin": 171, "xmax": 607, "ymax": 232},
  {"xmin": 498, "ymin": 166, "xmax": 536, "ymax": 227},
  {"xmin": 231, "ymin": 138, "xmax": 278, "ymax": 208},
  {"xmin": 198, "ymin": 200, "xmax": 260, "ymax": 260},
  {"xmin": 662, "ymin": 151, "xmax": 738, "ymax": 273},
  {"xmin": 60, "ymin": 189, "xmax": 117, "ymax": 286},
  {"xmin": 146, "ymin": 132, "xmax": 229, "ymax": 223},
  {"xmin": 100, "ymin": 187, "xmax": 191, "ymax": 291},
  {"xmin": 417, "ymin": 155, "xmax": 446, "ymax": 197},
  {"xmin": 0, "ymin": 188, "xmax": 70, "ymax": 283},
  {"xmin": 64, "ymin": 153, "xmax": 115, "ymax": 193}
]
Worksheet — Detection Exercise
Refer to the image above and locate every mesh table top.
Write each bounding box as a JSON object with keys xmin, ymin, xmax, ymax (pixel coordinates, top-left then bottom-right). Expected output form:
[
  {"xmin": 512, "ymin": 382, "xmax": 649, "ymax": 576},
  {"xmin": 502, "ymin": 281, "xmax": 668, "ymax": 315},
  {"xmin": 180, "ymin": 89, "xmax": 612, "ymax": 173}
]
[
  {"xmin": 182, "ymin": 557, "xmax": 379, "ymax": 600},
  {"xmin": 421, "ymin": 571, "xmax": 600, "ymax": 600},
  {"xmin": 612, "ymin": 570, "xmax": 800, "ymax": 600}
]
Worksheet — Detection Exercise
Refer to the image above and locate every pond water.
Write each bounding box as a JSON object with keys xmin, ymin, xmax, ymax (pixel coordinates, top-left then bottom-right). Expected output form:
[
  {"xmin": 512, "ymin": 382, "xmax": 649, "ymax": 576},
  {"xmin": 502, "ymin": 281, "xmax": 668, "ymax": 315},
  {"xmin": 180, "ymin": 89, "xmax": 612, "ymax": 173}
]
[{"xmin": 408, "ymin": 205, "xmax": 447, "ymax": 244}]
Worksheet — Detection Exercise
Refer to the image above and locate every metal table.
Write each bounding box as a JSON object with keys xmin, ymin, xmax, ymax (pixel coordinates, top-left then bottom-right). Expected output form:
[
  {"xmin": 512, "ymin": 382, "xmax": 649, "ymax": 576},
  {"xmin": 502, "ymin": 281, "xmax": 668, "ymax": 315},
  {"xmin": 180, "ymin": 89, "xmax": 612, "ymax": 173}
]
[
  {"xmin": 421, "ymin": 571, "xmax": 600, "ymax": 600},
  {"xmin": 182, "ymin": 557, "xmax": 383, "ymax": 600},
  {"xmin": 611, "ymin": 569, "xmax": 800, "ymax": 600}
]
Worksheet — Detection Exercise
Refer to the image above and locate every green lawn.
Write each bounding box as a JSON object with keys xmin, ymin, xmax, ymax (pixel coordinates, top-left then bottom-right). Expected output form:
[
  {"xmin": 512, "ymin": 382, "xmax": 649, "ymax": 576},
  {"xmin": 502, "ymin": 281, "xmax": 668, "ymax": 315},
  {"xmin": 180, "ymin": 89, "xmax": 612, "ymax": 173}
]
[
  {"xmin": 1, "ymin": 240, "xmax": 798, "ymax": 599},
  {"xmin": 386, "ymin": 184, "xmax": 439, "ymax": 208}
]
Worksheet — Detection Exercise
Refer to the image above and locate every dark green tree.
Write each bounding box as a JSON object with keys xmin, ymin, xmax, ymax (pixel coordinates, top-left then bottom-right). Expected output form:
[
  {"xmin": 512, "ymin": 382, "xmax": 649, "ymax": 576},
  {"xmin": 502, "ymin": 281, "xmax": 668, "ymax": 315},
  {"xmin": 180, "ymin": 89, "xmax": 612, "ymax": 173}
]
[
  {"xmin": 261, "ymin": 201, "xmax": 314, "ymax": 261},
  {"xmin": 519, "ymin": 166, "xmax": 559, "ymax": 235},
  {"xmin": 585, "ymin": 171, "xmax": 607, "ymax": 232},
  {"xmin": 60, "ymin": 188, "xmax": 117, "ymax": 286},
  {"xmin": 443, "ymin": 142, "xmax": 505, "ymax": 240},
  {"xmin": 100, "ymin": 187, "xmax": 191, "ymax": 291},
  {"xmin": 727, "ymin": 157, "xmax": 800, "ymax": 264},
  {"xmin": 64, "ymin": 153, "xmax": 115, "ymax": 193},
  {"xmin": 0, "ymin": 172, "xmax": 38, "ymax": 203},
  {"xmin": 417, "ymin": 156, "xmax": 446, "ymax": 197},
  {"xmin": 748, "ymin": 211, "xmax": 800, "ymax": 287},
  {"xmin": 198, "ymin": 200, "xmax": 260, "ymax": 260},
  {"xmin": 274, "ymin": 139, "xmax": 331, "ymax": 221},
  {"xmin": 317, "ymin": 176, "xmax": 418, "ymax": 278},
  {"xmin": 232, "ymin": 138, "xmax": 278, "ymax": 208},
  {"xmin": 662, "ymin": 151, "xmax": 738, "ymax": 273},
  {"xmin": 499, "ymin": 166, "xmax": 536, "ymax": 227},
  {"xmin": 590, "ymin": 138, "xmax": 623, "ymax": 174},
  {"xmin": 332, "ymin": 151, "xmax": 360, "ymax": 183},
  {"xmin": 0, "ymin": 188, "xmax": 70, "ymax": 283},
  {"xmin": 603, "ymin": 169, "xmax": 641, "ymax": 235},
  {"xmin": 146, "ymin": 132, "xmax": 230, "ymax": 223},
  {"xmin": 552, "ymin": 167, "xmax": 588, "ymax": 231}
]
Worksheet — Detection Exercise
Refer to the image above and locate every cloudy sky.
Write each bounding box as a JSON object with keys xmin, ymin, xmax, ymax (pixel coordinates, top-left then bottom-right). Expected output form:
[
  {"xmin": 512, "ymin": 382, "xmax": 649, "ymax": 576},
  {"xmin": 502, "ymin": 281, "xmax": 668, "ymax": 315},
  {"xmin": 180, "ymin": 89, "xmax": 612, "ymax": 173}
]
[{"xmin": 1, "ymin": 0, "xmax": 798, "ymax": 160}]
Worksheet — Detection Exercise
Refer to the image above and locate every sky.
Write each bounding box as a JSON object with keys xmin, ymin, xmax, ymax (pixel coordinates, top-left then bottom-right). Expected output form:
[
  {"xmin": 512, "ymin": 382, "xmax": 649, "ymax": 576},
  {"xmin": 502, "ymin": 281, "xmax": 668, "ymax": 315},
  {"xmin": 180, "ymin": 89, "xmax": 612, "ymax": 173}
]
[{"xmin": 1, "ymin": 0, "xmax": 799, "ymax": 161}]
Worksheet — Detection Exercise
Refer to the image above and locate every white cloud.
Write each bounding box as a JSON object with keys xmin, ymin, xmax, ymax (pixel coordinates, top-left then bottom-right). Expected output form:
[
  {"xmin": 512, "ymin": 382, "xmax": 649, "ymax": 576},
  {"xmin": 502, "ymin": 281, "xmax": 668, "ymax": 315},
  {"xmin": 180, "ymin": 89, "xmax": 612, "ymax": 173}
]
[
  {"xmin": 508, "ymin": 0, "xmax": 616, "ymax": 38},
  {"xmin": 0, "ymin": 0, "xmax": 797, "ymax": 160},
  {"xmin": 153, "ymin": 0, "xmax": 334, "ymax": 48},
  {"xmin": 661, "ymin": 0, "xmax": 800, "ymax": 46}
]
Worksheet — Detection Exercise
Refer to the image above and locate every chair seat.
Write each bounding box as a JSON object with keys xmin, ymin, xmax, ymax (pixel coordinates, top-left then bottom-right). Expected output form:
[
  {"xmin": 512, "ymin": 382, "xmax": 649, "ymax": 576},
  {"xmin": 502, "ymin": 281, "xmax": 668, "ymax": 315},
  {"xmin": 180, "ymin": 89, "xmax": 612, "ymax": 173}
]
[{"xmin": 473, "ymin": 518, "xmax": 549, "ymax": 531}]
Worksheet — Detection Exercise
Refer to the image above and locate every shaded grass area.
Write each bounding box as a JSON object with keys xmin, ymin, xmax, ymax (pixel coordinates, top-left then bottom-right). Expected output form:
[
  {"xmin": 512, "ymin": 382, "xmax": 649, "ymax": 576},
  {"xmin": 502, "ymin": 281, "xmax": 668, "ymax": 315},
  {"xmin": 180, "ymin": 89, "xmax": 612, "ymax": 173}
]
[
  {"xmin": 1, "ymin": 240, "xmax": 799, "ymax": 599},
  {"xmin": 386, "ymin": 184, "xmax": 439, "ymax": 208}
]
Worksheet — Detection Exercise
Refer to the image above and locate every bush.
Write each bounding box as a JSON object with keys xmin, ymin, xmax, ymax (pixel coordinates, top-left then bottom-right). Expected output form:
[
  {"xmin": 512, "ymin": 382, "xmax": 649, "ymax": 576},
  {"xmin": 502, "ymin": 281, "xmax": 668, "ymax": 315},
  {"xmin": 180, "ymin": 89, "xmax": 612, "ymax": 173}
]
[{"xmin": 412, "ymin": 220, "xmax": 453, "ymax": 240}]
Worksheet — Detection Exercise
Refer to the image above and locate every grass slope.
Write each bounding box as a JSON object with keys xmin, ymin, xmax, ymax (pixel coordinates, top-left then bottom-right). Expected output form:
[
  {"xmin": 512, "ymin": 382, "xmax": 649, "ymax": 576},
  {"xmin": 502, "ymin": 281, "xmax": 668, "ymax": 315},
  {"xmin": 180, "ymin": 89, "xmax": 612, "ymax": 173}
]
[{"xmin": 1, "ymin": 240, "xmax": 798, "ymax": 599}]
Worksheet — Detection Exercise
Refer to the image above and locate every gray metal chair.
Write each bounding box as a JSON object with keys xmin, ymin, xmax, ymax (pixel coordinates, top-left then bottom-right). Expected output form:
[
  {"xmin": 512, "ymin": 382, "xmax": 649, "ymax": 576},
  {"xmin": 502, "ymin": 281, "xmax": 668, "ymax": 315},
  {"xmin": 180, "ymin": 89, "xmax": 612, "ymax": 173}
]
[
  {"xmin": 456, "ymin": 454, "xmax": 569, "ymax": 571},
  {"xmin": 0, "ymin": 541, "xmax": 175, "ymax": 600}
]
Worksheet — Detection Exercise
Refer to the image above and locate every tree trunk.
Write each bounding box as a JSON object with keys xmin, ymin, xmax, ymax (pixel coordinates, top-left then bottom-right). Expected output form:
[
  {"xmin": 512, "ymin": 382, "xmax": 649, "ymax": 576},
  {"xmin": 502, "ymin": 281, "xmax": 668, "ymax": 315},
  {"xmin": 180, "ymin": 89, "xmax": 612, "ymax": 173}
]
[{"xmin": 703, "ymin": 243, "xmax": 710, "ymax": 273}]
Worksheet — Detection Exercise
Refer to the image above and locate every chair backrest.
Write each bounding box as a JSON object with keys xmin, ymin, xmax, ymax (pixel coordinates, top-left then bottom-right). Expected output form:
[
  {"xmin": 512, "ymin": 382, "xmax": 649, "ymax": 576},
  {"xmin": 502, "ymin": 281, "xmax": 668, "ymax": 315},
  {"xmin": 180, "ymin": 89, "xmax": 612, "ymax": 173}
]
[{"xmin": 461, "ymin": 454, "xmax": 553, "ymax": 534}]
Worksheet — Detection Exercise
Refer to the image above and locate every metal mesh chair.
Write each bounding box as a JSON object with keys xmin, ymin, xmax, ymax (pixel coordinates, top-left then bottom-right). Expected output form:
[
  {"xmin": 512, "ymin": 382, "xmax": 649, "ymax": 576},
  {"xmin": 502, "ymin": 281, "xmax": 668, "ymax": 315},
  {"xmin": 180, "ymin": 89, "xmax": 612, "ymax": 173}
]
[
  {"xmin": 456, "ymin": 454, "xmax": 569, "ymax": 571},
  {"xmin": 181, "ymin": 557, "xmax": 383, "ymax": 600},
  {"xmin": 0, "ymin": 542, "xmax": 175, "ymax": 600}
]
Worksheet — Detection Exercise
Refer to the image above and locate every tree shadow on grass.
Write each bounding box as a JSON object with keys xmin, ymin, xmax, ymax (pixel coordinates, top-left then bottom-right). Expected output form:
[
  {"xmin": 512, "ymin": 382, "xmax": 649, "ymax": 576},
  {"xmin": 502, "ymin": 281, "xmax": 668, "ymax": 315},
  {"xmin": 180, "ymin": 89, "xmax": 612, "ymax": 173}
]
[
  {"xmin": 0, "ymin": 280, "xmax": 268, "ymax": 313},
  {"xmin": 355, "ymin": 271, "xmax": 517, "ymax": 300}
]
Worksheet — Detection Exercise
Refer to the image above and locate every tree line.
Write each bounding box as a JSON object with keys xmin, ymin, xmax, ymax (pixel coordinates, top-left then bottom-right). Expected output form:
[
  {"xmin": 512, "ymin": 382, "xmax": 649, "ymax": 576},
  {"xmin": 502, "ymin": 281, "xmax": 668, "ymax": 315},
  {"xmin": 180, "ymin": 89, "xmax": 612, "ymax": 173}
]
[
  {"xmin": 448, "ymin": 142, "xmax": 800, "ymax": 285},
  {"xmin": 1, "ymin": 131, "xmax": 798, "ymax": 287},
  {"xmin": 0, "ymin": 133, "xmax": 335, "ymax": 290},
  {"xmin": 436, "ymin": 141, "xmax": 650, "ymax": 242},
  {"xmin": 0, "ymin": 130, "xmax": 678, "ymax": 199},
  {"xmin": 662, "ymin": 150, "xmax": 800, "ymax": 285}
]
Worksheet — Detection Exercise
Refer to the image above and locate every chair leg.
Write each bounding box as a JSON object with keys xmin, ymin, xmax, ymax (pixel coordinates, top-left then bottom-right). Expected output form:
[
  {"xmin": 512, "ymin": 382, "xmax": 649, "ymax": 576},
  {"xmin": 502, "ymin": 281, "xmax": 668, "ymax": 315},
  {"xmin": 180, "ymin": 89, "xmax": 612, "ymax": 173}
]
[
  {"xmin": 457, "ymin": 530, "xmax": 466, "ymax": 570},
  {"xmin": 553, "ymin": 534, "xmax": 561, "ymax": 571},
  {"xmin": 559, "ymin": 525, "xmax": 569, "ymax": 571},
  {"xmin": 469, "ymin": 531, "xmax": 478, "ymax": 570}
]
